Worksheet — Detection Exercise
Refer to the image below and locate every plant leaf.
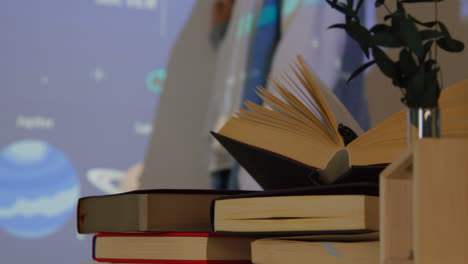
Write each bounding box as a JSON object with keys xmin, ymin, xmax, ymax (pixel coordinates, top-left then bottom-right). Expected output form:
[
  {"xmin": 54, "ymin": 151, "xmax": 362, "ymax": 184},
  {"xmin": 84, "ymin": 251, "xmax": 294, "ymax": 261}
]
[
  {"xmin": 384, "ymin": 12, "xmax": 397, "ymax": 21},
  {"xmin": 372, "ymin": 32, "xmax": 403, "ymax": 47},
  {"xmin": 406, "ymin": 65, "xmax": 425, "ymax": 107},
  {"xmin": 437, "ymin": 21, "xmax": 451, "ymax": 38},
  {"xmin": 422, "ymin": 69, "xmax": 440, "ymax": 107},
  {"xmin": 390, "ymin": 12, "xmax": 403, "ymax": 33},
  {"xmin": 401, "ymin": 0, "xmax": 442, "ymax": 3},
  {"xmin": 372, "ymin": 47, "xmax": 396, "ymax": 78},
  {"xmin": 399, "ymin": 18, "xmax": 424, "ymax": 59},
  {"xmin": 326, "ymin": 0, "xmax": 357, "ymax": 18},
  {"xmin": 347, "ymin": 60, "xmax": 376, "ymax": 84},
  {"xmin": 408, "ymin": 15, "xmax": 437, "ymax": 28},
  {"xmin": 399, "ymin": 49, "xmax": 417, "ymax": 76},
  {"xmin": 346, "ymin": 21, "xmax": 371, "ymax": 57},
  {"xmin": 435, "ymin": 21, "xmax": 465, "ymax": 52},
  {"xmin": 437, "ymin": 38, "xmax": 465, "ymax": 52},
  {"xmin": 420, "ymin": 30, "xmax": 443, "ymax": 40},
  {"xmin": 370, "ymin": 24, "xmax": 392, "ymax": 33},
  {"xmin": 375, "ymin": 0, "xmax": 385, "ymax": 7},
  {"xmin": 424, "ymin": 59, "xmax": 438, "ymax": 72},
  {"xmin": 396, "ymin": 1, "xmax": 406, "ymax": 16},
  {"xmin": 423, "ymin": 40, "xmax": 434, "ymax": 59},
  {"xmin": 328, "ymin": 23, "xmax": 346, "ymax": 29}
]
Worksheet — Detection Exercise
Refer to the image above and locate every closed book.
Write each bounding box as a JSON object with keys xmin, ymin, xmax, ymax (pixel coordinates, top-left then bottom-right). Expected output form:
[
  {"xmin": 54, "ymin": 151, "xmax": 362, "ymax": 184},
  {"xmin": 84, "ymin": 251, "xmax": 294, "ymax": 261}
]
[
  {"xmin": 78, "ymin": 189, "xmax": 250, "ymax": 234},
  {"xmin": 92, "ymin": 233, "xmax": 253, "ymax": 264},
  {"xmin": 211, "ymin": 183, "xmax": 378, "ymax": 236},
  {"xmin": 252, "ymin": 236, "xmax": 379, "ymax": 264}
]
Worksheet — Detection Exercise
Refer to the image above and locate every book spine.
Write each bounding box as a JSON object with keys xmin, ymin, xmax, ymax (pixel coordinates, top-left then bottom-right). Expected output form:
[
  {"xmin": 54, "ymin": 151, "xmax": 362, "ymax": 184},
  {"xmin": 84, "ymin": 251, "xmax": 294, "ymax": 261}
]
[
  {"xmin": 94, "ymin": 233, "xmax": 228, "ymax": 237},
  {"xmin": 92, "ymin": 258, "xmax": 250, "ymax": 264},
  {"xmin": 138, "ymin": 194, "xmax": 148, "ymax": 231}
]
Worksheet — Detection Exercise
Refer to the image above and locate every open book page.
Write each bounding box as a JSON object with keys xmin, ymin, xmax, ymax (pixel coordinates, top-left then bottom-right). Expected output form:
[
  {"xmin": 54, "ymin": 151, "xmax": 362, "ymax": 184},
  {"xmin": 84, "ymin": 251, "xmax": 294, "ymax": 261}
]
[
  {"xmin": 295, "ymin": 57, "xmax": 341, "ymax": 143},
  {"xmin": 218, "ymin": 115, "xmax": 342, "ymax": 169},
  {"xmin": 347, "ymin": 80, "xmax": 468, "ymax": 166},
  {"xmin": 231, "ymin": 56, "xmax": 343, "ymax": 147},
  {"xmin": 221, "ymin": 55, "xmax": 369, "ymax": 169},
  {"xmin": 250, "ymin": 55, "xmax": 363, "ymax": 147},
  {"xmin": 316, "ymin": 80, "xmax": 364, "ymax": 136},
  {"xmin": 259, "ymin": 82, "xmax": 337, "ymax": 143},
  {"xmin": 269, "ymin": 56, "xmax": 364, "ymax": 137},
  {"xmin": 296, "ymin": 56, "xmax": 364, "ymax": 136}
]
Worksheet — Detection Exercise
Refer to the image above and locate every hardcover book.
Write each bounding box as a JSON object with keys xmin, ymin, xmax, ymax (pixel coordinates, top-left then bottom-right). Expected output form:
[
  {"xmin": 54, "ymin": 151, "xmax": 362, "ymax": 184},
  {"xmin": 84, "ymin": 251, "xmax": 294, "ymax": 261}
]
[
  {"xmin": 92, "ymin": 233, "xmax": 253, "ymax": 264},
  {"xmin": 77, "ymin": 189, "xmax": 250, "ymax": 234},
  {"xmin": 211, "ymin": 183, "xmax": 379, "ymax": 236},
  {"xmin": 251, "ymin": 236, "xmax": 378, "ymax": 264},
  {"xmin": 213, "ymin": 56, "xmax": 468, "ymax": 189}
]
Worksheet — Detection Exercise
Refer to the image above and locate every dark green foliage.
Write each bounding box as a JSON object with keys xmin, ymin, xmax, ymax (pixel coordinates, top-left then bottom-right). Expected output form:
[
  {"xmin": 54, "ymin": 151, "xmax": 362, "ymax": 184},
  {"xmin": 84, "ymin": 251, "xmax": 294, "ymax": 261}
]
[
  {"xmin": 348, "ymin": 60, "xmax": 376, "ymax": 84},
  {"xmin": 401, "ymin": 0, "xmax": 442, "ymax": 3},
  {"xmin": 326, "ymin": 0, "xmax": 465, "ymax": 107},
  {"xmin": 375, "ymin": 0, "xmax": 385, "ymax": 7},
  {"xmin": 372, "ymin": 47, "xmax": 396, "ymax": 78}
]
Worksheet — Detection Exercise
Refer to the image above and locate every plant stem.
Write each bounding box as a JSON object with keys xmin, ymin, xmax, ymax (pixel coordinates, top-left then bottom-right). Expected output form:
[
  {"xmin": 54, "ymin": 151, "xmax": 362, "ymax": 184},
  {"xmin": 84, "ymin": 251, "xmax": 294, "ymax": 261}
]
[
  {"xmin": 383, "ymin": 3, "xmax": 392, "ymax": 15},
  {"xmin": 434, "ymin": 0, "xmax": 438, "ymax": 63},
  {"xmin": 435, "ymin": 0, "xmax": 442, "ymax": 89}
]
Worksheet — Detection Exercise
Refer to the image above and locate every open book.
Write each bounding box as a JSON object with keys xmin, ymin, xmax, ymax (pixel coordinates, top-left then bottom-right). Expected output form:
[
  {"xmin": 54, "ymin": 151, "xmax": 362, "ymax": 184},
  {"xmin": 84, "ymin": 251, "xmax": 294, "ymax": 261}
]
[{"xmin": 212, "ymin": 56, "xmax": 468, "ymax": 189}]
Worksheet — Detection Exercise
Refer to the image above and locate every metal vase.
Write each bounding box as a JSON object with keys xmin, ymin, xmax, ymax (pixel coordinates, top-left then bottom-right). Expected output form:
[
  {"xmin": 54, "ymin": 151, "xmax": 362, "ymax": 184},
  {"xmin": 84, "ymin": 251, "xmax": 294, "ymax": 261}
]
[{"xmin": 407, "ymin": 107, "xmax": 441, "ymax": 145}]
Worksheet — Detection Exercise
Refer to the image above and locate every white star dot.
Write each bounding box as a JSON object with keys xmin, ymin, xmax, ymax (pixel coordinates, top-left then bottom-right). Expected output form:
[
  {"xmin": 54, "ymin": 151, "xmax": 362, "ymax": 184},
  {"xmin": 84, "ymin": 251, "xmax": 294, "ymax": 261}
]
[
  {"xmin": 40, "ymin": 76, "xmax": 48, "ymax": 86},
  {"xmin": 335, "ymin": 58, "xmax": 342, "ymax": 69},
  {"xmin": 311, "ymin": 39, "xmax": 319, "ymax": 49},
  {"xmin": 92, "ymin": 67, "xmax": 106, "ymax": 83},
  {"xmin": 226, "ymin": 76, "xmax": 234, "ymax": 87}
]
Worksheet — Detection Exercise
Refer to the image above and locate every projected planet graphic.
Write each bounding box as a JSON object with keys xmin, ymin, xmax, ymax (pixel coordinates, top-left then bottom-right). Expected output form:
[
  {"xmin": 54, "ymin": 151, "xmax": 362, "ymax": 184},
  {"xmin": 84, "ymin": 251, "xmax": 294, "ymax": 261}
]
[
  {"xmin": 0, "ymin": 140, "xmax": 80, "ymax": 239},
  {"xmin": 146, "ymin": 69, "xmax": 167, "ymax": 94}
]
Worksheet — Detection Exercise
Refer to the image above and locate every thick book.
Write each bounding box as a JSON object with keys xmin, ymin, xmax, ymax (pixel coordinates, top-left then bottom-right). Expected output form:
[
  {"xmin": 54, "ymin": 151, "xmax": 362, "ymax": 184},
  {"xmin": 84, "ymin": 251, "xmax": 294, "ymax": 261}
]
[
  {"xmin": 211, "ymin": 183, "xmax": 379, "ymax": 236},
  {"xmin": 251, "ymin": 236, "xmax": 379, "ymax": 264},
  {"xmin": 77, "ymin": 189, "xmax": 250, "ymax": 234},
  {"xmin": 92, "ymin": 233, "xmax": 253, "ymax": 264},
  {"xmin": 213, "ymin": 56, "xmax": 468, "ymax": 189}
]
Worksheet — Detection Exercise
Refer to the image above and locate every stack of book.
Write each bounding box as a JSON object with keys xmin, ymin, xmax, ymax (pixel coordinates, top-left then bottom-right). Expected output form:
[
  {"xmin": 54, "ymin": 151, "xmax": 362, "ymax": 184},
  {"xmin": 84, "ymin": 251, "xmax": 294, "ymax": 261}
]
[
  {"xmin": 77, "ymin": 183, "xmax": 380, "ymax": 264},
  {"xmin": 78, "ymin": 57, "xmax": 468, "ymax": 263},
  {"xmin": 212, "ymin": 183, "xmax": 380, "ymax": 264},
  {"xmin": 77, "ymin": 189, "xmax": 253, "ymax": 263}
]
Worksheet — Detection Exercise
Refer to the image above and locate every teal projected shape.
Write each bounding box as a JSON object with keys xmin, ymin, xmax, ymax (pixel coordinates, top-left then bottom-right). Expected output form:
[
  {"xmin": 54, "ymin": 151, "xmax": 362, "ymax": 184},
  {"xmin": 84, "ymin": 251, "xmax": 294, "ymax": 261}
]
[
  {"xmin": 282, "ymin": 0, "xmax": 321, "ymax": 18},
  {"xmin": 0, "ymin": 140, "xmax": 79, "ymax": 239},
  {"xmin": 257, "ymin": 5, "xmax": 277, "ymax": 28},
  {"xmin": 282, "ymin": 0, "xmax": 301, "ymax": 17},
  {"xmin": 146, "ymin": 69, "xmax": 167, "ymax": 94},
  {"xmin": 236, "ymin": 13, "xmax": 254, "ymax": 39}
]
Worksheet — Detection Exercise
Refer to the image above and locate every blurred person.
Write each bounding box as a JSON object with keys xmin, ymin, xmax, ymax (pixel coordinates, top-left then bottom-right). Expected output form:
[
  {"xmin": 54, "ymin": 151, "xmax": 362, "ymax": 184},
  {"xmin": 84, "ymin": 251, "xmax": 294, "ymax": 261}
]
[
  {"xmin": 210, "ymin": 0, "xmax": 235, "ymax": 48},
  {"xmin": 205, "ymin": 0, "xmax": 265, "ymax": 190},
  {"xmin": 140, "ymin": 0, "xmax": 216, "ymax": 189}
]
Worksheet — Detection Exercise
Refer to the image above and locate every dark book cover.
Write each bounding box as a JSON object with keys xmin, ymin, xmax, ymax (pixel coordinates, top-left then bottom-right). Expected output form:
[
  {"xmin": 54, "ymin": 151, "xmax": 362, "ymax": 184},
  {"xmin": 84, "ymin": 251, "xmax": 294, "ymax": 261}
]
[
  {"xmin": 77, "ymin": 189, "xmax": 253, "ymax": 234},
  {"xmin": 211, "ymin": 132, "xmax": 385, "ymax": 190}
]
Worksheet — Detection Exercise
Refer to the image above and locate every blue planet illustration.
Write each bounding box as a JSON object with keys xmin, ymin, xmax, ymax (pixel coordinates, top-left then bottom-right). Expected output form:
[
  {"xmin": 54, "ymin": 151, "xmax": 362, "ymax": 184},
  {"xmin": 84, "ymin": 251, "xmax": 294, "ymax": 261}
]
[
  {"xmin": 146, "ymin": 69, "xmax": 167, "ymax": 94},
  {"xmin": 0, "ymin": 139, "xmax": 79, "ymax": 239}
]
